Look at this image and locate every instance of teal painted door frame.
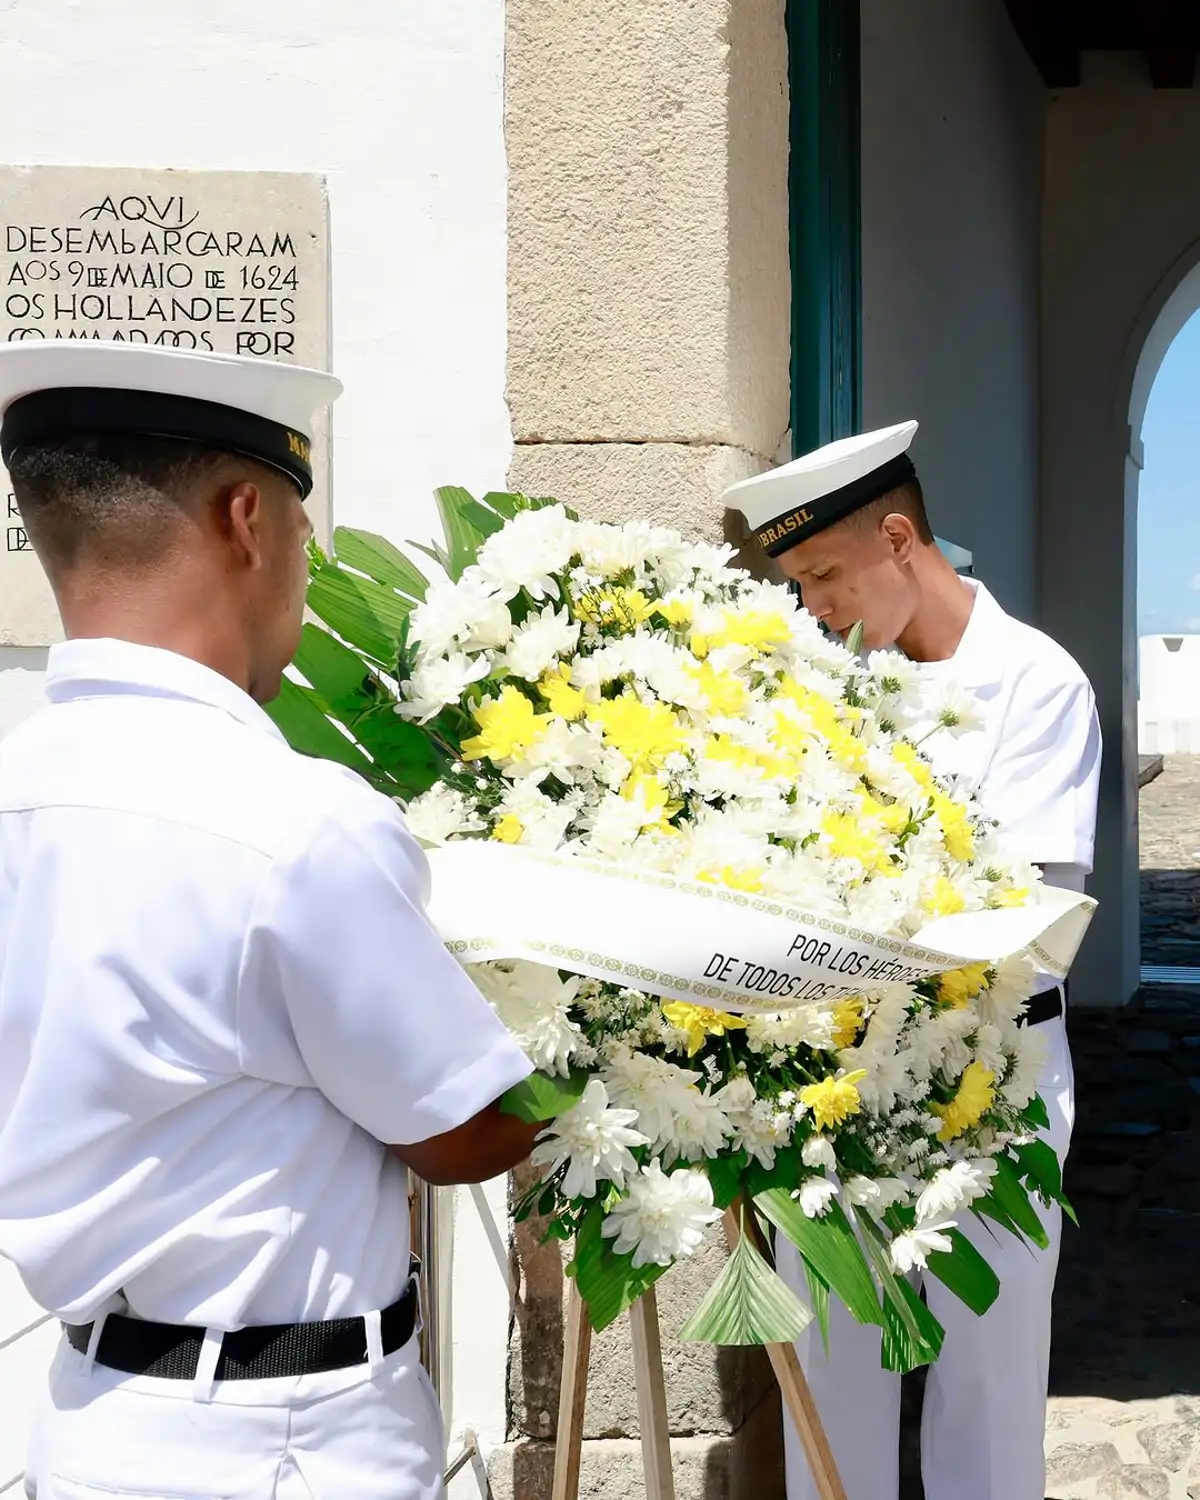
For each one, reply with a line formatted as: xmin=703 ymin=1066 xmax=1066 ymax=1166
xmin=787 ymin=0 xmax=862 ymax=458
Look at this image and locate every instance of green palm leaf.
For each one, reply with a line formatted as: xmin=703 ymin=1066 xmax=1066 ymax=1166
xmin=679 ymin=1229 xmax=813 ymax=1345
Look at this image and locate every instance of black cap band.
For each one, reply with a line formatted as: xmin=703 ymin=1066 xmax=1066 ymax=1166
xmin=0 ymin=387 xmax=314 ymax=497
xmin=756 ymin=452 xmax=916 ymax=557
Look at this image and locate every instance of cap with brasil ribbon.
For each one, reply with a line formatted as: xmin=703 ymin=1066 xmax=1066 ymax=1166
xmin=0 ymin=342 xmax=342 ymax=499
xmin=724 ymin=420 xmax=919 ymax=558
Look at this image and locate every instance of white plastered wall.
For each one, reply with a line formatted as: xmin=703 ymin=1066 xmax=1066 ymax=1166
xmin=0 ymin=2 xmax=513 ymax=1488
xmin=860 ymin=0 xmax=1044 ymax=619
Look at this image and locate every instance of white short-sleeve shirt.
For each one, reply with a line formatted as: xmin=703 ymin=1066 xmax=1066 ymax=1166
xmin=917 ymin=580 xmax=1102 ymax=893
xmin=0 ymin=639 xmax=531 ymax=1331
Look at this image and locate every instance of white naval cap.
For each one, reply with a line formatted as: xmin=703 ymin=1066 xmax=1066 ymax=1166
xmin=724 ymin=420 xmax=919 ymax=558
xmin=0 ymin=341 xmax=342 ymax=498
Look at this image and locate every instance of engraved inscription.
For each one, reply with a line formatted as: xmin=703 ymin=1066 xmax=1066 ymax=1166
xmin=0 ymin=167 xmax=330 ymax=647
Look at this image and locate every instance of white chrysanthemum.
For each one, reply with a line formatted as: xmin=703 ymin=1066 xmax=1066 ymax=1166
xmin=801 ymin=1135 xmax=837 ymax=1170
xmin=720 ymin=1078 xmax=793 ymax=1168
xmin=501 ymin=606 xmax=581 ymax=681
xmin=972 ymin=1022 xmax=1010 ymax=1082
xmin=398 ymin=651 xmax=491 ymax=723
xmin=411 ymin=573 xmax=512 ymax=657
xmin=469 ymin=961 xmax=586 ymax=1078
xmin=796 ymin=1178 xmax=838 ymax=1219
xmin=531 ymin=1078 xmax=647 ymax=1198
xmin=600 ymin=1161 xmax=720 ymax=1267
xmin=473 ymin=505 xmax=576 ymax=601
xmin=495 ymin=781 xmax=579 ymax=851
xmin=984 ymin=955 xmax=1038 ymax=1024
xmin=1001 ymin=1026 xmax=1048 ymax=1109
xmin=845 ymin=1175 xmax=913 ymax=1211
xmin=746 ymin=1006 xmax=836 ymax=1054
xmin=604 ymin=1051 xmax=730 ymax=1161
xmin=923 ymin=680 xmax=984 ymax=738
xmin=583 ymin=792 xmax=658 ymax=858
xmin=915 ymin=1159 xmax=998 ymax=1224
xmin=890 ymin=1221 xmax=956 ymax=1274
xmin=668 ymin=1085 xmax=735 ymax=1164
xmin=655 ymin=540 xmax=741 ymax=593
xmin=866 ymin=650 xmax=927 ymax=720
xmin=402 ymin=783 xmax=484 ymax=846
xmin=508 ymin=718 xmax=605 ymax=787
xmin=575 ymin=519 xmax=684 ymax=578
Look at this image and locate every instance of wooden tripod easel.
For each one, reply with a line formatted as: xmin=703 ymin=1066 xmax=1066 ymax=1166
xmin=551 ymin=1205 xmax=848 ymax=1500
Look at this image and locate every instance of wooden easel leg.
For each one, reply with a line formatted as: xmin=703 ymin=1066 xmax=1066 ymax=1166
xmin=551 ymin=1280 xmax=592 ymax=1500
xmin=724 ymin=1207 xmax=848 ymax=1500
xmin=629 ymin=1285 xmax=677 ymax=1500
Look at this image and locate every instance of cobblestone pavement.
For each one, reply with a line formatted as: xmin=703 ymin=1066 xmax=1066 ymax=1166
xmin=899 ymin=757 xmax=1200 ymax=1500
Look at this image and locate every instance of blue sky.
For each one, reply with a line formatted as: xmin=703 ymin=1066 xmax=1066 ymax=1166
xmin=1139 ymin=311 xmax=1200 ymax=636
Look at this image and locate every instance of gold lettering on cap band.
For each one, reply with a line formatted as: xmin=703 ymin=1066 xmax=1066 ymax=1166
xmin=755 ymin=507 xmax=813 ymax=549
xmin=287 ymin=431 xmax=311 ymax=462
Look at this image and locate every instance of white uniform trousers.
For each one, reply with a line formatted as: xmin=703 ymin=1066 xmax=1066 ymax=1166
xmin=781 ymin=1013 xmax=1074 ymax=1500
xmin=24 ymin=1326 xmax=446 ymax=1500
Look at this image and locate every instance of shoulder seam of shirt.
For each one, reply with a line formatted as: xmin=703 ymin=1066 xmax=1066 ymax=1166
xmin=0 ymin=798 xmax=285 ymax=861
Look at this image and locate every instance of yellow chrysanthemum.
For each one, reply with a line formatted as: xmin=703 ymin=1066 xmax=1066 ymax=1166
xmin=538 ymin=663 xmax=587 ymax=722
xmin=576 ymin=586 xmax=656 ymax=631
xmin=800 ymin=1070 xmax=867 ymax=1131
xmin=705 ymin=735 xmax=761 ymax=772
xmin=654 ymin=598 xmax=694 ymax=628
xmin=892 ymin=741 xmax=934 ymax=791
xmin=622 ymin=773 xmax=681 ymax=833
xmin=693 ymin=609 xmax=792 ymax=658
xmin=704 ymin=733 xmax=797 ymax=782
xmin=661 ymin=1001 xmax=748 ymax=1057
xmin=491 ymin=814 xmax=525 ymax=844
xmin=588 ymin=694 xmax=688 ymax=769
xmin=936 ymin=962 xmax=992 ymax=1009
xmin=924 ymin=875 xmax=966 ymax=917
xmin=822 ymin=811 xmax=892 ymax=874
xmin=831 ymin=996 xmax=866 ymax=1048
xmin=932 ymin=1061 xmax=996 ymax=1142
xmin=698 ymin=866 xmax=765 ymax=894
xmin=932 ymin=793 xmax=975 ymax=863
xmin=827 ymin=724 xmax=868 ymax=773
xmin=777 ymin=678 xmax=841 ymax=737
xmin=771 ymin=707 xmax=812 ymax=756
xmin=991 ymin=885 xmax=1029 ymax=909
xmin=461 ymin=686 xmax=549 ymax=763
xmin=858 ymin=790 xmax=911 ymax=837
xmin=687 ymin=661 xmax=749 ymax=716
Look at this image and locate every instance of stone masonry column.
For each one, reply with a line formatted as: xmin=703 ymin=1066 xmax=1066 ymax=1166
xmin=494 ymin=2 xmax=791 ymax=1496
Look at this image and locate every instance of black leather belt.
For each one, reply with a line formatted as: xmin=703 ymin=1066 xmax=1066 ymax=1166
xmin=1019 ymin=985 xmax=1064 ymax=1028
xmin=64 ymin=1264 xmax=419 ymax=1381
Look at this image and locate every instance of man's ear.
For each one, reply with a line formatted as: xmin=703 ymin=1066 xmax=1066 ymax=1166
xmin=881 ymin=511 xmax=918 ymax=565
xmin=221 ymin=481 xmax=266 ymax=571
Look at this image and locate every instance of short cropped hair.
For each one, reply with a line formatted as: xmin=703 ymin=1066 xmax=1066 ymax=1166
xmin=8 ymin=434 xmax=229 ymax=569
xmin=842 ymin=477 xmax=934 ymax=546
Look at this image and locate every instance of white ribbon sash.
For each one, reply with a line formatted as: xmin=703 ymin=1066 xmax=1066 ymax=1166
xmin=426 ymin=844 xmax=1096 ymax=1014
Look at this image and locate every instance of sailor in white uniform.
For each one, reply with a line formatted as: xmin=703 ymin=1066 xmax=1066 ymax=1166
xmin=724 ymin=422 xmax=1102 ymax=1500
xmin=0 ymin=343 xmax=538 ymax=1500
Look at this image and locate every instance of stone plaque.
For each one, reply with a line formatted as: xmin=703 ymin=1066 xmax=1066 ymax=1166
xmin=0 ymin=166 xmax=331 ymax=646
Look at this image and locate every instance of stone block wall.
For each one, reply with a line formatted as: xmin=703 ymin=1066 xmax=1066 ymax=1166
xmin=498 ymin=0 xmax=792 ymax=1491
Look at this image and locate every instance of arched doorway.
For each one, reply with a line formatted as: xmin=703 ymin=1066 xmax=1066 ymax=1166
xmin=1126 ymin=261 xmax=1200 ymax=984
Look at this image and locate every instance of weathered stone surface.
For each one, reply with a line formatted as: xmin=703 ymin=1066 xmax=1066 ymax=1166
xmin=1098 ymin=1464 xmax=1170 ymax=1498
xmin=491 ymin=1393 xmax=784 ymax=1500
xmin=507 ymin=1172 xmax=775 ymax=1444
xmin=1137 ymin=1421 xmax=1195 ymax=1471
xmin=1046 ymin=1440 xmax=1121 ymax=1484
xmin=508 ymin=441 xmax=766 ymax=546
xmin=506 ymin=0 xmax=789 ymax=455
